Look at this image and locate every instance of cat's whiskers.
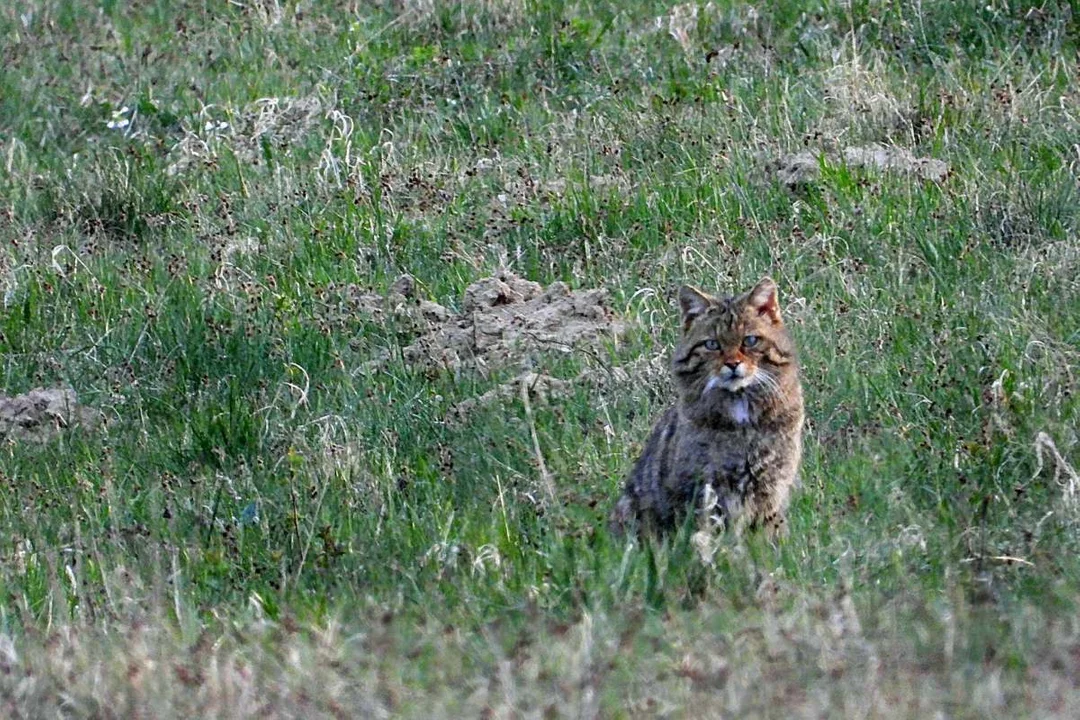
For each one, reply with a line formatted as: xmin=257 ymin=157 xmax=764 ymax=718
xmin=765 ymin=371 xmax=784 ymax=397
xmin=751 ymin=368 xmax=782 ymax=399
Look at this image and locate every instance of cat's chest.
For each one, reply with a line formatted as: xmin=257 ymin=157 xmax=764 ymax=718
xmin=683 ymin=422 xmax=761 ymax=467
xmin=729 ymin=397 xmax=750 ymax=425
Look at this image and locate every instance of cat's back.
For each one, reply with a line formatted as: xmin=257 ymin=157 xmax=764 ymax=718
xmin=611 ymin=405 xmax=681 ymax=531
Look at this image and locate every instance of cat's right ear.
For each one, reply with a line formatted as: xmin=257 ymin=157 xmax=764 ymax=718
xmin=678 ymin=285 xmax=713 ymax=330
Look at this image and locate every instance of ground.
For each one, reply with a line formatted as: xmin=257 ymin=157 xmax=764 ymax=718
xmin=0 ymin=1 xmax=1078 ymax=717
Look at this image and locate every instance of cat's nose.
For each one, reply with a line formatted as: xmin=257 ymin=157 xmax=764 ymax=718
xmin=724 ymin=361 xmax=740 ymax=371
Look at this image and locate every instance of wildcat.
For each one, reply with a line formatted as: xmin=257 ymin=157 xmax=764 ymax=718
xmin=611 ymin=278 xmax=804 ymax=537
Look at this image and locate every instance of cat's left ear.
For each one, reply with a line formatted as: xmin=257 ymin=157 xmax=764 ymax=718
xmin=747 ymin=277 xmax=782 ymax=324
xmin=678 ymin=285 xmax=713 ymax=330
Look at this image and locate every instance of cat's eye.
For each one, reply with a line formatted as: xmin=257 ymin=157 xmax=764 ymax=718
xmin=743 ymin=335 xmax=760 ymax=348
xmin=704 ymin=338 xmax=720 ymax=351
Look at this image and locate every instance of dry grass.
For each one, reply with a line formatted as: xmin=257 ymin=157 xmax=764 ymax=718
xmin=1 ymin=0 xmax=1078 ymax=716
xmin=3 ymin=590 xmax=1079 ymax=718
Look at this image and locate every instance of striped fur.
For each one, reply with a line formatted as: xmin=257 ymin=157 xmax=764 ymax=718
xmin=611 ymin=278 xmax=804 ymax=537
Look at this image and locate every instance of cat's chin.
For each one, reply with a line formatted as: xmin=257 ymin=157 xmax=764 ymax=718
xmin=702 ymin=375 xmax=753 ymax=396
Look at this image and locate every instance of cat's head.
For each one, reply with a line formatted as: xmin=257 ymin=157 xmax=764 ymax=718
xmin=672 ymin=277 xmax=798 ymax=400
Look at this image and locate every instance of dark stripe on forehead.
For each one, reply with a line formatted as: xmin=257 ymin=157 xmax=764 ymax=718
xmin=717 ymin=299 xmax=737 ymax=330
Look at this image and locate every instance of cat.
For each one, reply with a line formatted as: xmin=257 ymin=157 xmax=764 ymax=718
xmin=611 ymin=277 xmax=804 ymax=537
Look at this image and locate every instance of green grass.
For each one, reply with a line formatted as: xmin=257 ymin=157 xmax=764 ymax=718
xmin=1 ymin=0 xmax=1079 ymax=716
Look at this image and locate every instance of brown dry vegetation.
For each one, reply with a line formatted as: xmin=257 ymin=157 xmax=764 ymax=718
xmin=1 ymin=0 xmax=1078 ymax=716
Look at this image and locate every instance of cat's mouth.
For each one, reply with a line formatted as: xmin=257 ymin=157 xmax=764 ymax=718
xmin=703 ymin=373 xmax=754 ymax=395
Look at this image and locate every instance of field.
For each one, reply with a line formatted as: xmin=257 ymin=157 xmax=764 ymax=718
xmin=1 ymin=0 xmax=1079 ymax=716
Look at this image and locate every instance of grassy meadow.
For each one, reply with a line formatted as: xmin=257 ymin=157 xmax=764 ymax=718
xmin=1 ymin=0 xmax=1079 ymax=716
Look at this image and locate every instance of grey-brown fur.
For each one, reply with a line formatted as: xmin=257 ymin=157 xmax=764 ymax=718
xmin=611 ymin=278 xmax=804 ymax=536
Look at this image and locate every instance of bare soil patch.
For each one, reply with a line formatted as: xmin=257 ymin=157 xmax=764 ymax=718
xmin=365 ymin=271 xmax=630 ymax=374
xmin=0 ymin=388 xmax=98 ymax=444
xmin=772 ymin=144 xmax=949 ymax=188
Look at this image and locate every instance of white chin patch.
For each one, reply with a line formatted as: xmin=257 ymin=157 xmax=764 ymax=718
xmin=730 ymin=396 xmax=750 ymax=424
xmin=727 ymin=378 xmax=748 ymax=391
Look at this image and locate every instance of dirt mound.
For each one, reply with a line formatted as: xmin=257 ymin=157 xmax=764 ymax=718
xmin=0 ymin=388 xmax=98 ymax=444
xmin=842 ymin=145 xmax=949 ymax=182
xmin=363 ymin=271 xmax=629 ymax=374
xmin=772 ymin=144 xmax=949 ymax=188
xmin=448 ymin=372 xmax=575 ymax=422
xmin=400 ymin=272 xmax=628 ymax=372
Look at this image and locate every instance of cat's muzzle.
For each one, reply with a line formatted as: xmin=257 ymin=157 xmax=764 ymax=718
xmin=718 ymin=363 xmax=744 ymax=381
xmin=703 ymin=370 xmax=751 ymax=396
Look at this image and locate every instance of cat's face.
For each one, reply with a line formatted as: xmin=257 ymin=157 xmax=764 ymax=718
xmin=672 ymin=278 xmax=797 ymax=399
